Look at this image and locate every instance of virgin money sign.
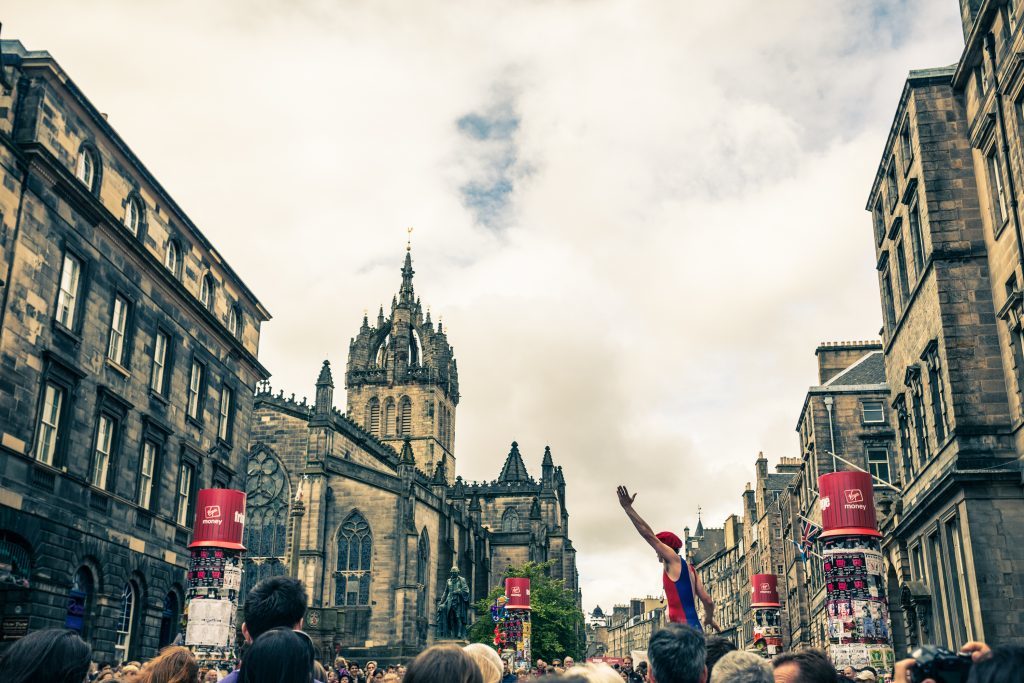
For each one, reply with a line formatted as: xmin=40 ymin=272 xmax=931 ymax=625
xmin=189 ymin=489 xmax=247 ymax=550
xmin=817 ymin=471 xmax=880 ymax=539
xmin=505 ymin=577 xmax=531 ymax=610
xmin=750 ymin=573 xmax=780 ymax=607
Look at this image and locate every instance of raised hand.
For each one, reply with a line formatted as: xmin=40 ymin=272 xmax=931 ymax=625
xmin=616 ymin=485 xmax=637 ymax=508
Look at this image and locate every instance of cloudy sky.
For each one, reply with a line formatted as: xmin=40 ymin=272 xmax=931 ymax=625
xmin=6 ymin=0 xmax=966 ymax=613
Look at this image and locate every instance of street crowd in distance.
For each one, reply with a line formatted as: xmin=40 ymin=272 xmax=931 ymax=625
xmin=2 ymin=575 xmax=1023 ymax=683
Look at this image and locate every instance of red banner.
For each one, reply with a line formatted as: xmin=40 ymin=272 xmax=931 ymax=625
xmin=189 ymin=489 xmax=247 ymax=550
xmin=818 ymin=471 xmax=881 ymax=539
xmin=750 ymin=574 xmax=780 ymax=607
xmin=505 ymin=577 xmax=531 ymax=610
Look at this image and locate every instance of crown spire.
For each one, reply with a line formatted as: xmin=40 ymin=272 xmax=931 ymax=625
xmin=400 ymin=228 xmax=415 ymax=305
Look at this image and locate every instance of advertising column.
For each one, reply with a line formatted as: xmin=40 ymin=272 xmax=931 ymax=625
xmin=750 ymin=574 xmax=783 ymax=657
xmin=817 ymin=472 xmax=894 ymax=675
xmin=493 ymin=577 xmax=531 ymax=671
xmin=184 ymin=489 xmax=247 ymax=670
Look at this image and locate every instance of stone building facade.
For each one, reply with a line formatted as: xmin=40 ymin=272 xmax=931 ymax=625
xmin=692 ymin=513 xmax=746 ymax=648
xmin=0 ymin=41 xmax=270 ymax=660
xmin=779 ymin=343 xmax=897 ymax=653
xmin=247 ymin=250 xmax=580 ymax=662
xmin=866 ymin=39 xmax=1024 ymax=649
xmin=605 ymin=597 xmax=664 ymax=659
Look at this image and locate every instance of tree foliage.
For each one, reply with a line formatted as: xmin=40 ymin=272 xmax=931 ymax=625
xmin=468 ymin=561 xmax=585 ymax=662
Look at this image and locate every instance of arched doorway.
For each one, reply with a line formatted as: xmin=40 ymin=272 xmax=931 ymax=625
xmin=158 ymin=590 xmax=180 ymax=648
xmin=66 ymin=567 xmax=95 ymax=639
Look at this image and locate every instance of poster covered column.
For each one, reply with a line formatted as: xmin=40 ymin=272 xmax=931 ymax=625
xmin=184 ymin=489 xmax=247 ymax=670
xmin=818 ymin=472 xmax=894 ymax=675
xmin=750 ymin=574 xmax=782 ymax=657
xmin=493 ymin=578 xmax=531 ymax=671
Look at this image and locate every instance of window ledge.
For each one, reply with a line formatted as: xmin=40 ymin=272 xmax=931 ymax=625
xmin=105 ymin=358 xmax=131 ymax=379
xmin=216 ymin=437 xmax=233 ymax=451
xmin=186 ymin=415 xmax=203 ymax=430
xmin=149 ymin=389 xmax=169 ymax=406
xmin=994 ymin=216 xmax=1011 ymax=240
xmin=52 ymin=321 xmax=82 ymax=346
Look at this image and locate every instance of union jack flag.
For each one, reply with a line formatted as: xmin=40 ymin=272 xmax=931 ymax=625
xmin=796 ymin=518 xmax=822 ymax=561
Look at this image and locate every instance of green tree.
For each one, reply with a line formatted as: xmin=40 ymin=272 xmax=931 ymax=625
xmin=468 ymin=561 xmax=585 ymax=662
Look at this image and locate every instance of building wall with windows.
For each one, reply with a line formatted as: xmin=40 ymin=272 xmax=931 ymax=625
xmin=0 ymin=41 xmax=270 ymax=660
xmin=867 ymin=54 xmax=1024 ymax=648
xmin=604 ymin=597 xmax=664 ymax=659
xmin=694 ymin=514 xmax=746 ymax=648
xmin=249 ymin=251 xmax=580 ymax=662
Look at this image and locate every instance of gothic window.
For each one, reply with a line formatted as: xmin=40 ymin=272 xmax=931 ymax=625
xmin=416 ymin=529 xmax=429 ymax=619
xmin=375 ymin=334 xmax=391 ymax=367
xmin=384 ymin=399 xmax=396 ymax=437
xmin=398 ymin=396 xmax=412 ymax=436
xmin=335 ymin=511 xmax=372 ymax=606
xmin=502 ymin=507 xmax=520 ymax=532
xmin=366 ymin=398 xmax=381 ymax=436
xmin=408 ymin=328 xmax=423 ymax=367
xmin=242 ymin=448 xmax=290 ymax=600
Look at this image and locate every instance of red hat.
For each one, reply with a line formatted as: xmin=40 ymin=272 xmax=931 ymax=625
xmin=656 ymin=531 xmax=682 ymax=551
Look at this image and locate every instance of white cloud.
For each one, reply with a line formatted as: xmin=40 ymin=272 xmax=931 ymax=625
xmin=4 ymin=0 xmax=965 ymax=614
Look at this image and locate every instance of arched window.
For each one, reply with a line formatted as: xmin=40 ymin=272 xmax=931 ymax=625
xmin=228 ymin=306 xmax=241 ymax=338
xmin=114 ymin=581 xmax=138 ymax=662
xmin=199 ymin=274 xmax=214 ymax=310
xmin=384 ymin=398 xmax=395 ymax=437
xmin=366 ymin=398 xmax=381 ymax=436
xmin=123 ymin=195 xmax=143 ymax=237
xmin=67 ymin=567 xmax=93 ymax=637
xmin=335 ymin=511 xmax=372 ymax=606
xmin=502 ymin=507 xmax=520 ymax=532
xmin=398 ymin=396 xmax=412 ymax=436
xmin=375 ymin=334 xmax=391 ymax=367
xmin=158 ymin=590 xmax=180 ymax=648
xmin=165 ymin=241 xmax=181 ymax=279
xmin=242 ymin=448 xmax=290 ymax=600
xmin=76 ymin=145 xmax=99 ymax=192
xmin=408 ymin=328 xmax=422 ymax=367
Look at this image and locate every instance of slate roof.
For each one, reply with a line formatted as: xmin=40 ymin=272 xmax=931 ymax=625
xmin=498 ymin=441 xmax=532 ymax=482
xmin=825 ymin=351 xmax=886 ymax=387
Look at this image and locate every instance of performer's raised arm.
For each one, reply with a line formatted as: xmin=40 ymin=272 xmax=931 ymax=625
xmin=616 ymin=486 xmax=681 ymax=575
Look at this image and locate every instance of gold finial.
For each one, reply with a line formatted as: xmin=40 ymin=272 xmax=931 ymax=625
xmin=406 ymin=226 xmax=413 ymax=251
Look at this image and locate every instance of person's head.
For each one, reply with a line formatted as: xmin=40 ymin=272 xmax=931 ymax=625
xmin=242 ymin=576 xmax=308 ymax=643
xmin=705 ymin=637 xmax=738 ymax=679
xmin=0 ymin=628 xmax=92 ymax=683
xmin=655 ymin=532 xmax=683 ymax=563
xmin=841 ymin=668 xmax=854 ymax=678
xmin=624 ymin=656 xmax=634 ymax=671
xmin=772 ymin=650 xmax=836 ymax=683
xmin=313 ymin=661 xmax=329 ymax=683
xmin=382 ymin=675 xmax=399 ymax=683
xmin=709 ymin=651 xmax=773 ymax=683
xmin=138 ymin=646 xmax=197 ymax=683
xmin=967 ymin=645 xmax=1024 ymax=683
xmin=203 ymin=668 xmax=220 ymax=682
xmin=404 ymin=645 xmax=482 ymax=683
xmin=537 ymin=659 xmax=547 ymax=669
xmin=853 ymin=670 xmax=876 ymax=683
xmin=463 ymin=643 xmax=503 ymax=683
xmin=240 ymin=627 xmax=314 ymax=683
xmin=565 ymin=657 xmax=576 ymax=668
xmin=648 ymin=623 xmax=707 ymax=683
xmin=557 ymin=663 xmax=623 ymax=683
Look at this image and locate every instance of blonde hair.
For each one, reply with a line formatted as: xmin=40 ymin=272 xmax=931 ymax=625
xmin=561 ymin=663 xmax=626 ymax=683
xmin=463 ymin=643 xmax=503 ymax=683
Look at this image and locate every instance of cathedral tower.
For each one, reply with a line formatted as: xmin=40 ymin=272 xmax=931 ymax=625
xmin=346 ymin=247 xmax=459 ymax=475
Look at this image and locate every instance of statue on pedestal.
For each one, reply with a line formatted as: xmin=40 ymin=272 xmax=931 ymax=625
xmin=435 ymin=566 xmax=471 ymax=639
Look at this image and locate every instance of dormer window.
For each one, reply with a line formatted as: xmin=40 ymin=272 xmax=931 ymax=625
xmin=76 ymin=146 xmax=99 ymax=192
xmin=199 ymin=274 xmax=214 ymax=310
xmin=123 ymin=196 xmax=143 ymax=237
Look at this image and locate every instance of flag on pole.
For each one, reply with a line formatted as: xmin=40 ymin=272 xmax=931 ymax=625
xmin=797 ymin=517 xmax=822 ymax=561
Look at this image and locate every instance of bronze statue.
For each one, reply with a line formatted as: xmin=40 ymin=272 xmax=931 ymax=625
xmin=435 ymin=565 xmax=470 ymax=639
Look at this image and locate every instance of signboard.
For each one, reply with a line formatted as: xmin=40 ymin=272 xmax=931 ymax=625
xmin=505 ymin=578 xmax=531 ymax=609
xmin=750 ymin=574 xmax=780 ymax=607
xmin=189 ymin=489 xmax=247 ymax=550
xmin=818 ymin=472 xmax=881 ymax=539
xmin=1 ymin=616 xmax=28 ymax=640
xmin=185 ymin=598 xmax=235 ymax=648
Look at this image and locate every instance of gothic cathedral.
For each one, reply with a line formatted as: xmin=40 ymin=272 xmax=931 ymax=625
xmin=244 ymin=248 xmax=580 ymax=661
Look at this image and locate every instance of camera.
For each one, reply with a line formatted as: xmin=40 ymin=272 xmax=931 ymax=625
xmin=908 ymin=645 xmax=973 ymax=683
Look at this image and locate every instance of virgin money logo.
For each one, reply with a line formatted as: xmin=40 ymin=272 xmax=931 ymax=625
xmin=820 ymin=497 xmax=831 ymax=511
xmin=510 ymin=586 xmax=521 ymax=596
xmin=844 ymin=489 xmax=863 ymax=504
xmin=760 ymin=583 xmax=770 ymax=591
xmin=205 ymin=505 xmax=222 ymax=519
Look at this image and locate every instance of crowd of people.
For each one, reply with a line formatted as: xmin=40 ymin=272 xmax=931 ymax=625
xmin=1 ymin=574 xmax=1022 ymax=683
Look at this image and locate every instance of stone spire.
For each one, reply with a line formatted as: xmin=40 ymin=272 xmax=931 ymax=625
xmin=314 ymin=360 xmax=334 ymax=417
xmin=400 ymin=437 xmax=416 ymax=465
xmin=541 ymin=446 xmax=555 ymax=488
xmin=399 ymin=242 xmax=415 ymax=305
xmin=695 ymin=506 xmax=704 ymax=538
xmin=498 ymin=441 xmax=531 ymax=483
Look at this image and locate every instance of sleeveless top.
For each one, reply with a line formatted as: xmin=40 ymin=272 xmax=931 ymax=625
xmin=663 ymin=556 xmax=702 ymax=631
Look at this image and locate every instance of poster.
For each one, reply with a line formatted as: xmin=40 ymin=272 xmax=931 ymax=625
xmin=185 ymin=598 xmax=235 ymax=648
xmin=822 ymin=538 xmax=893 ymax=672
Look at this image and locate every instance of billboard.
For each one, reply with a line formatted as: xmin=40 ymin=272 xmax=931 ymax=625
xmin=817 ymin=471 xmax=880 ymax=539
xmin=189 ymin=489 xmax=247 ymax=550
xmin=750 ymin=574 xmax=780 ymax=607
xmin=505 ymin=577 xmax=531 ymax=610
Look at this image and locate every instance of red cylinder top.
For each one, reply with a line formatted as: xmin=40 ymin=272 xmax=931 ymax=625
xmin=817 ymin=471 xmax=881 ymax=539
xmin=189 ymin=489 xmax=247 ymax=549
xmin=750 ymin=574 xmax=781 ymax=607
xmin=505 ymin=577 xmax=531 ymax=610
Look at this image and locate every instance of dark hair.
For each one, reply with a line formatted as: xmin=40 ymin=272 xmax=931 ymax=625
xmin=243 ymin=576 xmax=308 ymax=640
xmin=648 ymin=623 xmax=706 ymax=683
xmin=404 ymin=645 xmax=483 ymax=683
xmin=240 ymin=627 xmax=314 ymax=683
xmin=968 ymin=645 xmax=1024 ymax=683
xmin=0 ymin=628 xmax=92 ymax=683
xmin=772 ymin=650 xmax=837 ymax=683
xmin=705 ymin=636 xmax=738 ymax=678
xmin=138 ymin=645 xmax=198 ymax=683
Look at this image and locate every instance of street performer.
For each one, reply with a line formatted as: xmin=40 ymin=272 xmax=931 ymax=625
xmin=616 ymin=485 xmax=720 ymax=632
